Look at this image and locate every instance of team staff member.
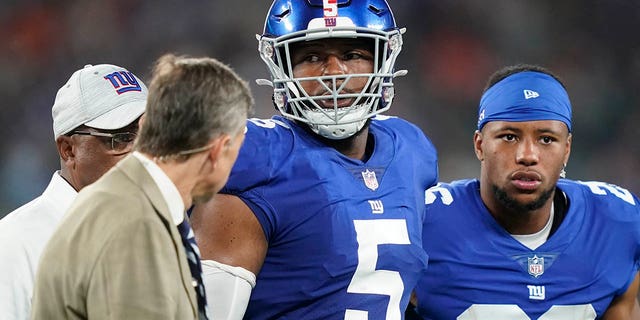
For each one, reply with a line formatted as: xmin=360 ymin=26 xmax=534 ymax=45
xmin=0 ymin=63 xmax=146 ymax=320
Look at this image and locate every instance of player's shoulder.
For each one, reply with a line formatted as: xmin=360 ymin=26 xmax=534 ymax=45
xmin=238 ymin=116 xmax=296 ymax=163
xmin=246 ymin=116 xmax=295 ymax=144
xmin=560 ymin=179 xmax=639 ymax=218
xmin=371 ymin=114 xmax=424 ymax=135
xmin=247 ymin=116 xmax=293 ymax=131
xmin=560 ymin=179 xmax=638 ymax=206
xmin=427 ymin=179 xmax=477 ymax=193
xmin=423 ymin=180 xmax=479 ymax=227
xmin=425 ymin=179 xmax=478 ymax=208
xmin=371 ymin=115 xmax=437 ymax=153
xmin=223 ymin=116 xmax=299 ymax=194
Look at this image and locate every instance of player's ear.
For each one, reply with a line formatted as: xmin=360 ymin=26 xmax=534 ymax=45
xmin=56 ymin=135 xmax=75 ymax=163
xmin=563 ymin=133 xmax=572 ymax=164
xmin=473 ymin=130 xmax=484 ymax=161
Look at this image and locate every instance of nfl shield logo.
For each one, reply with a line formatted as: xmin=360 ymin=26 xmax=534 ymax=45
xmin=528 ymin=255 xmax=545 ymax=277
xmin=361 ymin=169 xmax=379 ymax=191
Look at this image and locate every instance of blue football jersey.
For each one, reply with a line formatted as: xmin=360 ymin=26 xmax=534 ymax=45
xmin=222 ymin=115 xmax=438 ymax=319
xmin=415 ymin=179 xmax=640 ymax=320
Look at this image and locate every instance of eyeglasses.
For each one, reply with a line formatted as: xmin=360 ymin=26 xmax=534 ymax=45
xmin=70 ymin=130 xmax=137 ymax=153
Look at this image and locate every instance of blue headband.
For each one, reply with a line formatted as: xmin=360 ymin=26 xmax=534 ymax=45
xmin=477 ymin=71 xmax=572 ymax=131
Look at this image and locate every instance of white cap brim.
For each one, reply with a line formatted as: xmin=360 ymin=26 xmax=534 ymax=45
xmin=84 ymin=100 xmax=146 ymax=130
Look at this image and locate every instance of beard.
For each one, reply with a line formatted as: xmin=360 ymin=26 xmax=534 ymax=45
xmin=492 ymin=184 xmax=555 ymax=213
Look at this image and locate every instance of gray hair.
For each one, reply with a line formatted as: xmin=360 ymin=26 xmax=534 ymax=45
xmin=136 ymin=54 xmax=253 ymax=160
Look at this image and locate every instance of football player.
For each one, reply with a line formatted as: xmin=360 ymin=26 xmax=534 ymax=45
xmin=190 ymin=0 xmax=439 ymax=318
xmin=413 ymin=64 xmax=640 ymax=319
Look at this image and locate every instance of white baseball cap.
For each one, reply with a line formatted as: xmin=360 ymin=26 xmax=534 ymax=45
xmin=52 ymin=64 xmax=148 ymax=138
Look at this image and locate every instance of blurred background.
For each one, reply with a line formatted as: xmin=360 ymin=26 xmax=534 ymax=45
xmin=1 ymin=0 xmax=639 ymax=217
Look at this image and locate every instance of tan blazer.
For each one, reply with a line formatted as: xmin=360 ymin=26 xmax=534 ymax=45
xmin=31 ymin=155 xmax=198 ymax=319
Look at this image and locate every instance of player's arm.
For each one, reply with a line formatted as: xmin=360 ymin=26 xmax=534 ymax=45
xmin=602 ymin=272 xmax=640 ymax=320
xmin=191 ymin=193 xmax=267 ymax=320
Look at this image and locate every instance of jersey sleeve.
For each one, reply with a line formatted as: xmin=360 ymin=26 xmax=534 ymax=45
xmin=220 ymin=117 xmax=295 ymax=240
xmin=423 ymin=180 xmax=474 ymax=222
xmin=564 ymin=180 xmax=640 ymax=295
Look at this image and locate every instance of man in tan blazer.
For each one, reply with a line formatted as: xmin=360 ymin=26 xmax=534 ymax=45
xmin=30 ymin=54 xmax=253 ymax=320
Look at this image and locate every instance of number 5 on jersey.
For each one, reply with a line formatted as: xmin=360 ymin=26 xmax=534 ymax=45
xmin=346 ymin=219 xmax=410 ymax=320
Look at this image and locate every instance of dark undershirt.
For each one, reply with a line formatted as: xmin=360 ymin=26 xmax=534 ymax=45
xmin=549 ymin=187 xmax=569 ymax=238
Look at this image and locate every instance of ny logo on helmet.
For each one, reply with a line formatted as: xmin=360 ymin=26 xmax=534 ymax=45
xmin=324 ymin=17 xmax=337 ymax=26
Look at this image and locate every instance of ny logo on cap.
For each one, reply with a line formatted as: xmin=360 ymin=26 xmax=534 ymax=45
xmin=104 ymin=71 xmax=142 ymax=95
xmin=523 ymin=89 xmax=540 ymax=99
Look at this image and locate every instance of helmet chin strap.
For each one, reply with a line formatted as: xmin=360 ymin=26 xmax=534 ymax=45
xmin=301 ymin=103 xmax=370 ymax=140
